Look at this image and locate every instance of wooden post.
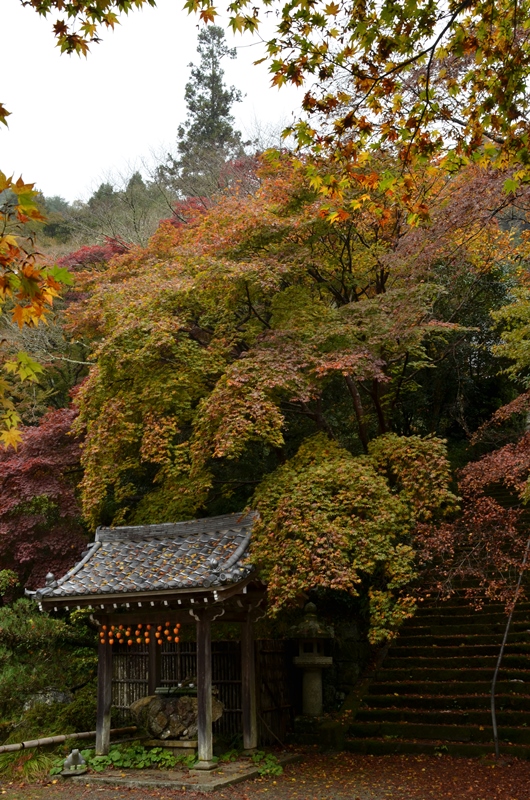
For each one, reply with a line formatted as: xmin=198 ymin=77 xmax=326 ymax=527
xmin=148 ymin=636 xmax=161 ymax=696
xmin=241 ymin=613 xmax=258 ymax=750
xmin=194 ymin=610 xmax=216 ymax=769
xmin=95 ymin=634 xmax=113 ymax=755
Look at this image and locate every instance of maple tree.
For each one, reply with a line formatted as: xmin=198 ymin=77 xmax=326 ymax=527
xmin=252 ymin=433 xmax=455 ymax=641
xmin=183 ymin=0 xmax=530 ymax=182
xmin=57 ymin=238 xmax=128 ymax=270
xmin=414 ymin=265 xmax=530 ymax=603
xmin=416 ymin=432 xmax=530 ymax=605
xmin=0 ymin=407 xmax=87 ymax=590
xmin=66 ymin=153 xmax=520 ymax=638
xmin=0 ymin=175 xmax=73 ymax=447
xmin=414 ymin=283 xmax=530 ymax=605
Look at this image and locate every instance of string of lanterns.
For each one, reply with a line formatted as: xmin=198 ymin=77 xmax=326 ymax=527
xmin=99 ymin=621 xmax=181 ymax=646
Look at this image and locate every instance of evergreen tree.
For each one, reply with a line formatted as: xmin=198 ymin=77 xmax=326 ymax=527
xmin=159 ymin=26 xmax=245 ymax=199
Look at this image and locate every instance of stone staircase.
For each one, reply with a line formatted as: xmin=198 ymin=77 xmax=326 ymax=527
xmin=346 ymin=599 xmax=530 ymax=757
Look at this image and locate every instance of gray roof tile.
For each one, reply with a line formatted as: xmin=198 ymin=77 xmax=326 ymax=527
xmin=31 ymin=512 xmax=256 ymax=602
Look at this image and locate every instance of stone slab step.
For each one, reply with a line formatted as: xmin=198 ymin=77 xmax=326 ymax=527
xmin=412 ymin=603 xmax=530 ymax=616
xmin=363 ymin=693 xmax=530 ymax=710
xmin=368 ymin=681 xmax=530 ymax=695
xmin=383 ymin=654 xmax=530 ymax=669
xmin=402 ymin=622 xmax=530 ymax=637
xmin=412 ymin=604 xmax=530 ymax=615
xmin=406 ymin=612 xmax=528 ymax=626
xmin=344 ymin=738 xmax=530 ymax=758
xmin=355 ymin=708 xmax=530 ymax=726
xmin=395 ymin=632 xmax=530 ymax=647
xmin=376 ymin=667 xmax=530 ymax=682
xmin=390 ymin=644 xmax=530 ymax=657
xmin=348 ymin=592 xmax=530 ymax=758
xmin=348 ymin=721 xmax=530 ymax=744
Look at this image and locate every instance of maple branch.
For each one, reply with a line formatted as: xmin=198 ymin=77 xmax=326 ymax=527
xmin=370 ymin=378 xmax=388 ymax=434
xmin=314 ymin=396 xmax=335 ymax=439
xmin=45 ymin=354 xmax=96 ymax=366
xmin=397 ymin=335 xmax=468 ymax=388
xmin=282 ymin=399 xmax=335 ymax=438
xmin=185 ymin=323 xmax=214 ymax=346
xmin=344 ymin=374 xmax=369 ymax=452
xmin=491 ymin=533 xmax=530 ymax=759
xmin=331 ymin=0 xmax=474 ymax=125
xmin=245 ymin=284 xmax=271 ymax=329
xmin=307 ymin=265 xmax=348 ymax=306
xmin=391 ymin=352 xmax=409 ymax=410
xmin=441 ymin=112 xmax=506 ymax=145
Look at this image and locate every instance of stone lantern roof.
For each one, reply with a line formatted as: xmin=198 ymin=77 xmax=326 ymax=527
xmin=291 ymin=602 xmax=334 ymax=639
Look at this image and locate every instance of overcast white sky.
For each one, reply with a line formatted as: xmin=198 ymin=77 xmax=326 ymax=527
xmin=1 ymin=0 xmax=304 ymax=202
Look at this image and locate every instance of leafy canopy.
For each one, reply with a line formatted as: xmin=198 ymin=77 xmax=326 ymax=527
xmin=0 ymin=176 xmax=73 ymax=447
xmin=0 ymin=407 xmax=87 ymax=588
xmin=67 ymin=154 xmax=508 ymax=638
xmin=252 ymin=433 xmax=456 ymax=641
xmin=183 ymin=0 xmax=530 ymax=173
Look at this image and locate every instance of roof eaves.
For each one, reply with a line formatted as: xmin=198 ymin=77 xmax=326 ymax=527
xmin=39 ymin=575 xmax=256 ymax=609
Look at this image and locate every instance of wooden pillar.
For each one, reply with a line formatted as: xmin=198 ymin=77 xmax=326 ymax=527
xmin=95 ymin=634 xmax=113 ymax=755
xmin=241 ymin=612 xmax=258 ymax=750
xmin=148 ymin=636 xmax=161 ymax=696
xmin=195 ymin=610 xmax=216 ymax=769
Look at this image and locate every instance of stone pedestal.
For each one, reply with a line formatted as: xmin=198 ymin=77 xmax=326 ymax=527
xmin=291 ymin=602 xmax=334 ymax=718
xmin=190 ymin=760 xmax=219 ymax=771
xmin=293 ymin=654 xmax=333 ymax=716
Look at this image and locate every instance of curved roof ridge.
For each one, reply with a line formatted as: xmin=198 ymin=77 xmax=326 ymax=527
xmin=95 ymin=511 xmax=256 ymax=541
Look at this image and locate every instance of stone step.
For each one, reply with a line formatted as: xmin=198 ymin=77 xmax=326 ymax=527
xmin=363 ymin=693 xmax=530 ymax=711
xmin=344 ymin=738 xmax=530 ymax=758
xmin=355 ymin=707 xmax=530 ymax=726
xmin=402 ymin=621 xmax=530 ymax=637
xmin=384 ymin=654 xmax=530 ymax=669
xmin=390 ymin=643 xmax=530 ymax=658
xmin=347 ymin=592 xmax=530 ymax=758
xmin=396 ymin=631 xmax=530 ymax=647
xmin=413 ymin=602 xmax=530 ymax=613
xmin=412 ymin=603 xmax=530 ymax=616
xmin=348 ymin=721 xmax=530 ymax=744
xmin=406 ymin=612 xmax=529 ymax=626
xmin=368 ymin=680 xmax=530 ymax=696
xmin=376 ymin=667 xmax=530 ymax=682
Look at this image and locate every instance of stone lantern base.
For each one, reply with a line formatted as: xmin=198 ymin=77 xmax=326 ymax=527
xmin=293 ymin=655 xmax=333 ymax=716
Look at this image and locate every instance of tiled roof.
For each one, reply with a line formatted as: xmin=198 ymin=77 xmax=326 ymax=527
xmin=31 ymin=512 xmax=256 ymax=601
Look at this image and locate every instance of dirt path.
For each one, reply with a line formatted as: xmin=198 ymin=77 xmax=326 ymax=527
xmin=2 ymin=752 xmax=530 ymax=800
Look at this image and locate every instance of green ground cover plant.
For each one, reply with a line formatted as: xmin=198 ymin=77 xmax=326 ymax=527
xmin=250 ymin=751 xmax=284 ymax=776
xmin=49 ymin=744 xmax=198 ymax=775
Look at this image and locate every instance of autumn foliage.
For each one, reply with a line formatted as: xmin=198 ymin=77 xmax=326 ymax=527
xmin=61 ymin=154 xmax=527 ymax=637
xmin=57 ymin=237 xmax=128 ymax=270
xmin=252 ymin=433 xmax=456 ymax=640
xmin=0 ymin=174 xmax=72 ymax=447
xmin=0 ymin=407 xmax=87 ymax=590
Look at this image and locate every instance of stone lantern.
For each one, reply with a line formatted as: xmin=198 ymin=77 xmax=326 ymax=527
xmin=292 ymin=602 xmax=333 ymax=717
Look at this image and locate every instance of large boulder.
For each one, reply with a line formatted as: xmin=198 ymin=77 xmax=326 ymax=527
xmin=129 ymin=693 xmax=223 ymax=740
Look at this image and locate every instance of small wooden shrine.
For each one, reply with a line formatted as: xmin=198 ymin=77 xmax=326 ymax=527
xmin=28 ymin=512 xmax=264 ymax=769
